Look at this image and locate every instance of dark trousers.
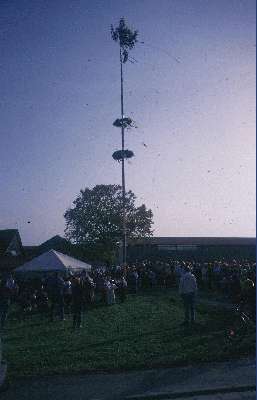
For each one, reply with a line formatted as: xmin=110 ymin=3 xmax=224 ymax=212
xmin=73 ymin=302 xmax=82 ymax=328
xmin=181 ymin=293 xmax=196 ymax=323
xmin=131 ymin=281 xmax=138 ymax=294
xmin=118 ymin=287 xmax=127 ymax=303
xmin=50 ymin=297 xmax=64 ymax=321
xmin=0 ymin=301 xmax=9 ymax=328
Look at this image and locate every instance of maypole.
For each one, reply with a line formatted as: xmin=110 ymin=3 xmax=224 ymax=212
xmin=111 ymin=18 xmax=138 ymax=266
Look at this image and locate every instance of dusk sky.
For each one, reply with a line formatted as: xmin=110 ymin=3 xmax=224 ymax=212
xmin=1 ymin=0 xmax=255 ymax=245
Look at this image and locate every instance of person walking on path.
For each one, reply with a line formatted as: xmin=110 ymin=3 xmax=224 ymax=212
xmin=179 ymin=265 xmax=198 ymax=326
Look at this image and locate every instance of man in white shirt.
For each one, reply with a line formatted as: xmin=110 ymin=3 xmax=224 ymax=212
xmin=179 ymin=265 xmax=198 ymax=326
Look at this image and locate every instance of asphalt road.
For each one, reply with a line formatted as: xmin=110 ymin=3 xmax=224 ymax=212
xmin=0 ymin=358 xmax=255 ymax=400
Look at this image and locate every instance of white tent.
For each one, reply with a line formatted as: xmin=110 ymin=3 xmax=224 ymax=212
xmin=15 ymin=249 xmax=91 ymax=275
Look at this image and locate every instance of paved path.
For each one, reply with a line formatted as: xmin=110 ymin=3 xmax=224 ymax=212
xmin=166 ymin=392 xmax=256 ymax=400
xmin=0 ymin=358 xmax=255 ymax=400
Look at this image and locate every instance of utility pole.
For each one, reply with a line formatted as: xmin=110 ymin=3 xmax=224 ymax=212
xmin=111 ymin=18 xmax=138 ymax=267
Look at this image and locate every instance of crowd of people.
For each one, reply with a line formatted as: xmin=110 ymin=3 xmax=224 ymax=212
xmin=0 ymin=257 xmax=255 ymax=331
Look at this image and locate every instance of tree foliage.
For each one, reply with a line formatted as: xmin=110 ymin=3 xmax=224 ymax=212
xmin=64 ymin=185 xmax=153 ymax=249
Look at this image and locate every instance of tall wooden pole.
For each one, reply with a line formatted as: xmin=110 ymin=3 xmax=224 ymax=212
xmin=111 ymin=19 xmax=137 ymax=266
xmin=120 ymin=47 xmax=127 ymax=266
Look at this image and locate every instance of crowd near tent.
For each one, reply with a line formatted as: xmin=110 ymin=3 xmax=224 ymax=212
xmin=15 ymin=249 xmax=91 ymax=277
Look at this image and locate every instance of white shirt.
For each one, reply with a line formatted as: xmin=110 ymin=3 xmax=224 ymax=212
xmin=6 ymin=278 xmax=16 ymax=290
xmin=179 ymin=272 xmax=197 ymax=295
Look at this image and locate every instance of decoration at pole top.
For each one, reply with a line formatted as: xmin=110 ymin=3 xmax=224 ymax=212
xmin=111 ymin=17 xmax=138 ymax=63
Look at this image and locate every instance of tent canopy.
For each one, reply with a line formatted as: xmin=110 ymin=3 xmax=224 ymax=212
xmin=15 ymin=249 xmax=91 ymax=274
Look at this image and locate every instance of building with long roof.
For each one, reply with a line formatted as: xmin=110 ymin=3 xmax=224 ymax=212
xmin=127 ymin=236 xmax=256 ymax=261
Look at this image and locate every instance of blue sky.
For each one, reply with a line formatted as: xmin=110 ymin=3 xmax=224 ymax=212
xmin=0 ymin=0 xmax=255 ymax=245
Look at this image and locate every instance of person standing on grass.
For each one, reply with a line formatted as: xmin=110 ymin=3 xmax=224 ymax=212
xmin=71 ymin=276 xmax=85 ymax=330
xmin=207 ymin=263 xmax=213 ymax=290
xmin=174 ymin=261 xmax=182 ymax=286
xmin=201 ymin=263 xmax=208 ymax=290
xmin=36 ymin=285 xmax=49 ymax=314
xmin=82 ymin=272 xmax=96 ymax=307
xmin=64 ymin=276 xmax=72 ymax=313
xmin=47 ymin=273 xmax=65 ymax=321
xmin=105 ymin=277 xmax=117 ymax=305
xmin=179 ymin=265 xmax=198 ymax=326
xmin=116 ymin=274 xmax=127 ymax=303
xmin=0 ymin=276 xmax=12 ymax=329
xmin=130 ymin=267 xmax=139 ymax=293
xmin=96 ymin=273 xmax=106 ymax=303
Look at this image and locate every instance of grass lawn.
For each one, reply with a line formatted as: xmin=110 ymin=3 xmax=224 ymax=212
xmin=2 ymin=289 xmax=255 ymax=381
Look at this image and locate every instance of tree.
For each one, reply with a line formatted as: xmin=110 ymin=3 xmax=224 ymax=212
xmin=64 ymin=185 xmax=153 ymax=262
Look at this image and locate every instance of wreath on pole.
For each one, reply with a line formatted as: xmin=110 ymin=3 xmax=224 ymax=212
xmin=113 ymin=117 xmax=136 ymax=129
xmin=112 ymin=149 xmax=135 ymax=162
